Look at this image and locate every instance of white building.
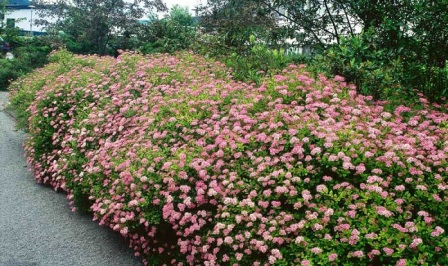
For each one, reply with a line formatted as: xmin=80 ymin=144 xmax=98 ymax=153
xmin=2 ymin=0 xmax=45 ymax=35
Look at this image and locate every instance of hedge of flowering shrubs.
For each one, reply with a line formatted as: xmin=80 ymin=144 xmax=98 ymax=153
xmin=9 ymin=50 xmax=448 ymax=265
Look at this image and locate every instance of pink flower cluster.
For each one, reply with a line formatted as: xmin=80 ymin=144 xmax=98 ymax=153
xmin=12 ymin=51 xmax=448 ymax=265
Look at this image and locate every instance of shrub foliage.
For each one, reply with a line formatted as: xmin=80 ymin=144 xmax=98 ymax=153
xmin=9 ymin=51 xmax=448 ymax=265
xmin=0 ymin=38 xmax=51 ymax=91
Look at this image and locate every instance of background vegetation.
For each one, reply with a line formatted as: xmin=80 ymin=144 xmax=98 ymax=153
xmin=195 ymin=0 xmax=448 ymax=104
xmin=0 ymin=37 xmax=50 ymax=90
xmin=3 ymin=1 xmax=448 ymax=104
xmin=0 ymin=1 xmax=50 ymax=90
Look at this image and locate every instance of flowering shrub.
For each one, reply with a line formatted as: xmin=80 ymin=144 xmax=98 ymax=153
xmin=10 ymin=50 xmax=448 ymax=265
xmin=8 ymin=49 xmax=103 ymax=130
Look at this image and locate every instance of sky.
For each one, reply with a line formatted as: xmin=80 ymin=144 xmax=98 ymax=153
xmin=163 ymin=0 xmax=202 ymax=12
xmin=37 ymin=1 xmax=204 ymax=13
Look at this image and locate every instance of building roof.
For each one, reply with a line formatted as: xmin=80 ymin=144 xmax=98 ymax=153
xmin=6 ymin=0 xmax=31 ymax=9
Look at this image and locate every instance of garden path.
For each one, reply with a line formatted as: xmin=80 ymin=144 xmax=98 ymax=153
xmin=0 ymin=92 xmax=141 ymax=266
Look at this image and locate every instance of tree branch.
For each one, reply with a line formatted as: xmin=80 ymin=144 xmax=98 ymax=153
xmin=337 ymin=0 xmax=354 ymax=37
xmin=257 ymin=0 xmax=326 ymax=49
xmin=323 ymin=0 xmax=340 ymax=44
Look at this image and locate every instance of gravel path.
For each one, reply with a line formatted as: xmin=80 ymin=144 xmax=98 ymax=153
xmin=0 ymin=92 xmax=141 ymax=266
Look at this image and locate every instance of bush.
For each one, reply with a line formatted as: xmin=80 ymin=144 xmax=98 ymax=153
xmin=10 ymin=51 xmax=448 ymax=265
xmin=224 ymin=43 xmax=303 ymax=84
xmin=0 ymin=59 xmax=23 ymax=90
xmin=139 ymin=5 xmax=198 ymax=55
xmin=0 ymin=37 xmax=51 ymax=91
xmin=8 ymin=49 xmax=97 ymax=129
xmin=402 ymin=61 xmax=448 ymax=104
xmin=192 ymin=34 xmax=233 ymax=58
xmin=311 ymin=29 xmax=448 ymax=105
xmin=196 ymin=35 xmax=310 ymax=85
xmin=312 ymin=30 xmax=405 ymax=101
xmin=140 ymin=20 xmax=197 ymax=55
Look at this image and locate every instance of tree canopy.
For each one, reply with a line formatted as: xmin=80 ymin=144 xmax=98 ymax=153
xmin=34 ymin=0 xmax=167 ymax=55
xmin=139 ymin=5 xmax=198 ymax=54
xmin=196 ymin=0 xmax=282 ymax=52
xmin=197 ymin=0 xmax=448 ymax=101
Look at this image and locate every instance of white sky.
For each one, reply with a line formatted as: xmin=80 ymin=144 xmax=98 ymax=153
xmin=7 ymin=0 xmax=204 ymax=31
xmin=39 ymin=1 xmax=204 ymax=13
xmin=163 ymin=0 xmax=203 ymax=12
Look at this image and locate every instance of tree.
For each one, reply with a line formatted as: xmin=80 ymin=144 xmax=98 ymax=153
xmin=34 ymin=0 xmax=167 ymax=55
xmin=166 ymin=4 xmax=196 ymax=27
xmin=0 ymin=0 xmax=7 ymax=35
xmin=412 ymin=0 xmax=448 ymax=68
xmin=196 ymin=0 xmax=448 ymax=101
xmin=196 ymin=0 xmax=282 ymax=53
xmin=140 ymin=5 xmax=198 ymax=54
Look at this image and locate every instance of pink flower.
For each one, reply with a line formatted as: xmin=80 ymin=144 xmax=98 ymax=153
xmin=346 ymin=210 xmax=356 ymax=218
xmin=259 ymin=245 xmax=268 ymax=253
xmin=417 ymin=211 xmax=429 ymax=217
xmin=365 ymin=233 xmax=377 ymax=239
xmin=235 ymin=253 xmax=243 ymax=261
xmin=271 ymin=249 xmax=282 ymax=259
xmin=271 ymin=201 xmax=282 ymax=207
xmin=351 ymin=250 xmax=364 ymax=258
xmin=396 ymin=259 xmax=407 ymax=266
xmin=370 ymin=249 xmax=380 ymax=256
xmin=161 ymin=162 xmax=172 ymax=170
xmin=311 ymin=147 xmax=321 ymax=155
xmin=376 ymin=206 xmax=394 ymax=217
xmin=409 ymin=238 xmax=423 ymax=248
xmin=338 ymin=223 xmax=350 ymax=231
xmin=355 ymin=164 xmax=366 ymax=174
xmin=224 ymin=236 xmax=233 ymax=244
xmin=313 ymin=223 xmax=324 ymax=231
xmin=301 ymin=190 xmax=313 ymax=201
xmin=328 ymin=155 xmax=338 ymax=161
xmin=395 ymin=185 xmax=405 ymax=191
xmin=295 ymin=236 xmax=305 ymax=244
xmin=310 ymin=247 xmax=322 ymax=254
xmin=301 ymin=260 xmax=310 ymax=266
xmin=431 ymin=226 xmax=445 ymax=237
xmin=334 ymin=75 xmax=345 ymax=81
xmin=416 ymin=185 xmax=427 ymax=191
xmin=383 ymin=247 xmax=394 ymax=256
xmin=433 ymin=194 xmax=442 ymax=202
xmin=328 ymin=253 xmax=338 ymax=261
xmin=316 ymin=184 xmax=328 ymax=193
xmin=323 ymin=175 xmax=333 ymax=181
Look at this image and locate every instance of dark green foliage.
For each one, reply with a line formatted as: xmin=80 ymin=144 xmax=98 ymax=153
xmin=34 ymin=0 xmax=167 ymax=55
xmin=312 ymin=26 xmax=448 ymax=104
xmin=312 ymin=30 xmax=405 ymax=100
xmin=140 ymin=5 xmax=198 ymax=54
xmin=0 ymin=59 xmax=21 ymax=90
xmin=0 ymin=0 xmax=50 ymax=90
xmin=0 ymin=37 xmax=51 ymax=91
xmin=140 ymin=19 xmax=196 ymax=54
xmin=196 ymin=0 xmax=283 ymax=53
xmin=221 ymin=37 xmax=310 ymax=84
xmin=193 ymin=0 xmax=303 ymax=84
xmin=197 ymin=0 xmax=448 ymax=103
